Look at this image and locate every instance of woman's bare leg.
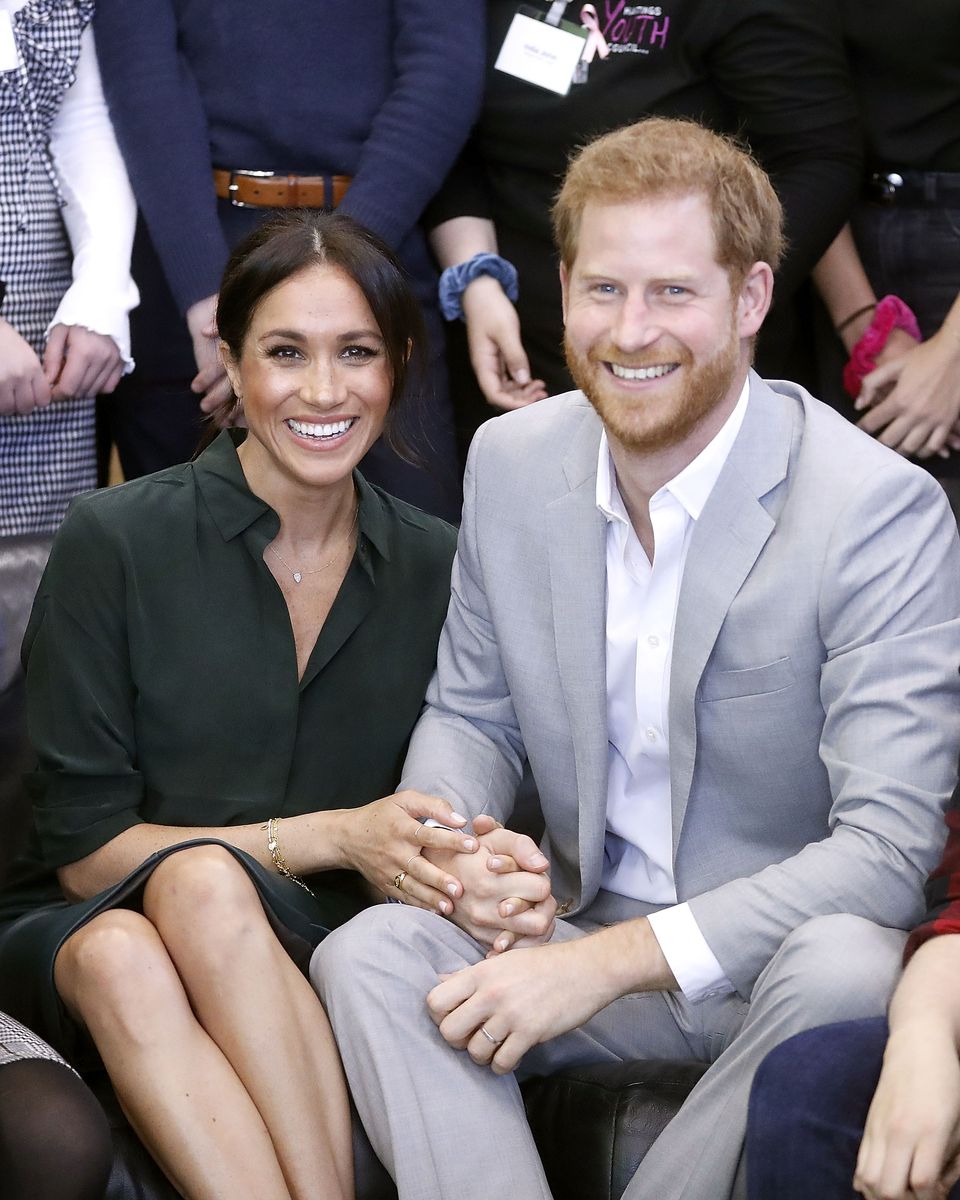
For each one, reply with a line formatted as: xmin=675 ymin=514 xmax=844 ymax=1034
xmin=55 ymin=909 xmax=293 ymax=1200
xmin=142 ymin=845 xmax=353 ymax=1200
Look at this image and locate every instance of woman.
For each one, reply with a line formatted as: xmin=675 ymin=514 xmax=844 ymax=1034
xmin=0 ymin=210 xmax=474 ymax=1200
xmin=0 ymin=0 xmax=136 ymax=535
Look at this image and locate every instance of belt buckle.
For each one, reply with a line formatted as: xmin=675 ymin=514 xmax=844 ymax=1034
xmin=872 ymin=171 xmax=904 ymax=204
xmin=228 ymin=168 xmax=275 ymax=208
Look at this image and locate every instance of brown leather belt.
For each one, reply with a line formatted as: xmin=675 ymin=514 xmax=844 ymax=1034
xmin=213 ymin=168 xmax=352 ymax=209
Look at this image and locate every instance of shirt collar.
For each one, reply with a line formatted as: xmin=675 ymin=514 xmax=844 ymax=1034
xmin=595 ymin=377 xmax=750 ymax=525
xmin=194 ymin=429 xmax=393 ymax=564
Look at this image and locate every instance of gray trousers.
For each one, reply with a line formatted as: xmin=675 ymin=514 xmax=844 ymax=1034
xmin=312 ymin=903 xmax=905 ymax=1200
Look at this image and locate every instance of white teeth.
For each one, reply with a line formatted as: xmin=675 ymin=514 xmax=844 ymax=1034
xmin=609 ymin=363 xmax=677 ymax=380
xmin=288 ymin=417 xmax=354 ymax=439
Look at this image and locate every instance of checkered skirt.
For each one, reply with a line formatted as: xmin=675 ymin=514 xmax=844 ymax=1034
xmin=0 ymin=0 xmax=98 ymax=537
xmin=0 ymin=1009 xmax=74 ymax=1072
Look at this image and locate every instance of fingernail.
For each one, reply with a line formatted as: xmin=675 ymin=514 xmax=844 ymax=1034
xmin=488 ymin=856 xmax=503 ymax=870
xmin=449 ymin=811 xmax=467 ymax=825
xmin=446 ymin=882 xmax=459 ymax=896
xmin=439 ymin=899 xmax=451 ymax=915
xmin=496 ymin=937 xmax=509 ymax=951
xmin=502 ymin=902 xmax=515 ymax=916
xmin=515 ymin=368 xmax=530 ymax=384
xmin=530 ymin=853 xmax=548 ymax=868
xmin=461 ymin=837 xmax=477 ymax=852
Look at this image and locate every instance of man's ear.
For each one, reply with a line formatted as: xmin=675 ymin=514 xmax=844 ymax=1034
xmin=736 ymin=261 xmax=774 ymax=339
xmin=559 ymin=261 xmax=569 ymax=324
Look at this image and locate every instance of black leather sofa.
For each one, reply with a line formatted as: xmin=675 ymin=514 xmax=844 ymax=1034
xmin=0 ymin=532 xmax=704 ymax=1200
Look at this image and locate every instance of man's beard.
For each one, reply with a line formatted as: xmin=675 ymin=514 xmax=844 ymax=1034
xmin=564 ymin=324 xmax=740 ymax=455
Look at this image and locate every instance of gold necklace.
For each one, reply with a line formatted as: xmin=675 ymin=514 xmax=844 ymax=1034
xmin=268 ymin=504 xmax=359 ymax=584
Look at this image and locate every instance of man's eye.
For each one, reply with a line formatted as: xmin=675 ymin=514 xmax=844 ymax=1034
xmin=592 ymin=283 xmax=619 ymax=296
xmin=664 ymin=286 xmax=688 ymax=298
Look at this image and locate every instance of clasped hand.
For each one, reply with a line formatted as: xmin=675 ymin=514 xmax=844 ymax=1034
xmin=0 ymin=318 xmax=124 ymax=414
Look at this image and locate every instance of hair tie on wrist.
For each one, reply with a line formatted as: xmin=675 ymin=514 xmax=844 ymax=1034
xmin=842 ymin=295 xmax=921 ymax=398
xmin=438 ymin=253 xmax=519 ymax=322
xmin=835 ymin=302 xmax=876 ymax=336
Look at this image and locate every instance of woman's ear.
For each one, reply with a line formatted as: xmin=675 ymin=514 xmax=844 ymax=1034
xmin=219 ymin=341 xmax=241 ymax=401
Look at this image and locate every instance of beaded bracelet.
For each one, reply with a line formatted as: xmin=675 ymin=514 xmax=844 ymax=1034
xmin=262 ymin=816 xmax=315 ymax=897
xmin=438 ymin=253 xmax=519 ymax=322
xmin=842 ymin=295 xmax=922 ymax=399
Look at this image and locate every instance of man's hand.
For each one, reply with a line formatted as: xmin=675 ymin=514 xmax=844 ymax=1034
xmin=854 ymin=1021 xmax=960 ymax=1200
xmin=427 ymin=919 xmax=673 ymax=1075
xmin=0 ymin=318 xmax=51 ymax=414
xmin=186 ymin=293 xmax=232 ymax=415
xmin=424 ymin=816 xmax=556 ymax=951
xmin=461 ymin=276 xmax=549 ymax=411
xmin=44 ymin=324 xmax=125 ymax=401
xmin=856 ymin=326 xmax=960 ymax=460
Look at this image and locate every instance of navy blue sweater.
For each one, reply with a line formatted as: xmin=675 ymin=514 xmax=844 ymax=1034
xmin=94 ymin=0 xmax=484 ymax=314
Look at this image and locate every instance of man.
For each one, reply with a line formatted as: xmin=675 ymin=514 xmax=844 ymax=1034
xmin=312 ymin=118 xmax=960 ymax=1200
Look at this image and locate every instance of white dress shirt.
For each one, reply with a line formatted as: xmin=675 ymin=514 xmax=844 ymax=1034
xmin=597 ymin=379 xmax=749 ymax=1001
xmin=1 ymin=2 xmax=138 ymax=365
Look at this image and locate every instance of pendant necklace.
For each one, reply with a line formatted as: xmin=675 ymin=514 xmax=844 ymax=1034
xmin=268 ymin=504 xmax=359 ymax=584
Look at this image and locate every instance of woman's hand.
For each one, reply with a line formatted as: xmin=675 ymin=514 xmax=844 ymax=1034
xmin=43 ymin=324 xmax=125 ymax=400
xmin=0 ymin=318 xmax=52 ymax=414
xmin=856 ymin=327 xmax=960 ymax=460
xmin=855 ymin=1020 xmax=960 ymax=1200
xmin=335 ymin=790 xmax=479 ymax=915
xmin=461 ymin=276 xmax=548 ymax=411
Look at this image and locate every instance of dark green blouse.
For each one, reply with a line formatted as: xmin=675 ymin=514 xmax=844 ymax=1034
xmin=0 ymin=431 xmax=457 ymax=923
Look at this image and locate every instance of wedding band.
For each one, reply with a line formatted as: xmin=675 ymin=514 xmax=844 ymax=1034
xmin=393 ymin=871 xmax=407 ymax=891
xmin=404 ymin=852 xmax=420 ymax=872
xmin=479 ymin=1025 xmax=504 ymax=1047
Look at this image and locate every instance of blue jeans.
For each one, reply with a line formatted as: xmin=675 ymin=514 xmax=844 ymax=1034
xmin=747 ymin=1017 xmax=960 ymax=1199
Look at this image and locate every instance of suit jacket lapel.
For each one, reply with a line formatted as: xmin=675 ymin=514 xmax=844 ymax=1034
xmin=546 ymin=407 xmax=608 ymax=902
xmin=668 ymin=374 xmax=797 ymax=845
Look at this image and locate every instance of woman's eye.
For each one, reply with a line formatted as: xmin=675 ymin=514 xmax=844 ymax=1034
xmin=341 ymin=344 xmax=379 ymax=362
xmin=268 ymin=344 xmax=302 ymax=360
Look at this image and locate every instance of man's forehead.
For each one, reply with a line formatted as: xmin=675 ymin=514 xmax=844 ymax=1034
xmin=573 ymin=191 xmax=719 ymax=263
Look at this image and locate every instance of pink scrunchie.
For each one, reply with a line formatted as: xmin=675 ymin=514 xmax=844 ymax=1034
xmin=842 ymin=294 xmax=921 ymax=398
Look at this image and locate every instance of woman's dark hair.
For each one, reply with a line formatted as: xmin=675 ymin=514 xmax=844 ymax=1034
xmin=211 ymin=209 xmax=429 ymax=460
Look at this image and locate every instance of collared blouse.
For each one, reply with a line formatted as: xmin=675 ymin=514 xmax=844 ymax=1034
xmin=0 ymin=430 xmax=457 ymax=922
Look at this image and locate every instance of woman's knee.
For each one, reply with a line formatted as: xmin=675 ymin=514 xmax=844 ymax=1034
xmin=142 ymin=843 xmax=260 ymax=926
xmin=54 ymin=909 xmax=170 ymax=1019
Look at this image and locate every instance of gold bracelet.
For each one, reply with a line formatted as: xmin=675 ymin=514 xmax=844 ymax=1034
xmin=262 ymin=816 xmax=315 ymax=897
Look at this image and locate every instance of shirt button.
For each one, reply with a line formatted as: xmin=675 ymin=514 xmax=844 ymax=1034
xmin=645 ymin=727 xmax=658 ymax=742
xmin=647 ymin=635 xmax=660 ymax=647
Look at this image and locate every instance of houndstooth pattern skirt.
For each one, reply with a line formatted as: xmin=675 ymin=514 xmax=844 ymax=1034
xmin=0 ymin=162 xmax=97 ymax=537
xmin=0 ymin=1009 xmax=75 ymax=1073
xmin=0 ymin=0 xmax=98 ymax=537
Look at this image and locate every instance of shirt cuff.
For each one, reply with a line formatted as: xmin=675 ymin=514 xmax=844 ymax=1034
xmin=646 ymin=902 xmax=735 ymax=1002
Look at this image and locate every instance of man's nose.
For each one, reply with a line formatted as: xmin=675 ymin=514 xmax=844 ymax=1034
xmin=612 ymin=294 xmax=661 ymax=354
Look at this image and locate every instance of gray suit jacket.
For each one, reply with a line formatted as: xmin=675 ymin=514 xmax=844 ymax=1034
xmin=401 ymin=373 xmax=960 ymax=996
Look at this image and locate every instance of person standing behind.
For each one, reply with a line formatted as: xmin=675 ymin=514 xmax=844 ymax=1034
xmin=92 ymin=0 xmax=482 ymax=521
xmin=427 ymin=0 xmax=860 ymax=458
xmin=0 ymin=0 xmax=136 ymax=535
xmin=808 ymin=1 xmax=960 ymax=514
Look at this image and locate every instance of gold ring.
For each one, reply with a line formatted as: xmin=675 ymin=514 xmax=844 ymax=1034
xmin=393 ymin=871 xmax=407 ymax=892
xmin=404 ymin=852 xmax=420 ymax=872
xmin=479 ymin=1025 xmax=504 ymax=1047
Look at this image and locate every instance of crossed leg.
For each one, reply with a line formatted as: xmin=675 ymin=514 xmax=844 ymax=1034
xmin=54 ymin=844 xmax=353 ymax=1200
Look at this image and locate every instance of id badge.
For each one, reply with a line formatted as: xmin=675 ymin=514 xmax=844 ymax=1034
xmin=494 ymin=5 xmax=587 ymax=96
xmin=0 ymin=12 xmax=20 ymax=73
